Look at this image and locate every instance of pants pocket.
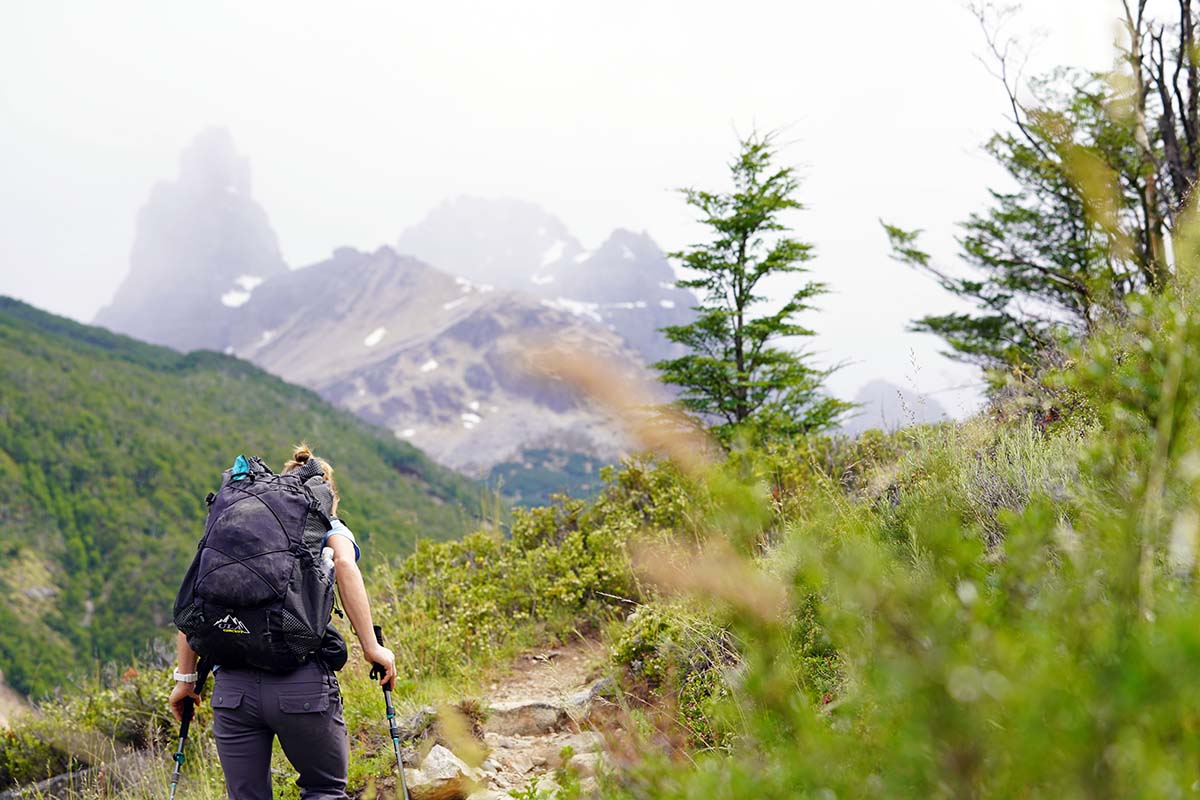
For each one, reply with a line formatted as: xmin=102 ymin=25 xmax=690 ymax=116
xmin=211 ymin=687 xmax=245 ymax=710
xmin=278 ymin=689 xmax=330 ymax=714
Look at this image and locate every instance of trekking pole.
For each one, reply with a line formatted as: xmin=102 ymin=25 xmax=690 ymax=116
xmin=371 ymin=625 xmax=410 ymax=800
xmin=169 ymin=658 xmax=211 ymax=800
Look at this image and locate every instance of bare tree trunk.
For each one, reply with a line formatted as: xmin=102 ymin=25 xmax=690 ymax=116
xmin=1124 ymin=0 xmax=1169 ymax=288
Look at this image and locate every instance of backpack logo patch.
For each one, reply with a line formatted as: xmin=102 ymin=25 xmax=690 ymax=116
xmin=214 ymin=614 xmax=250 ymax=635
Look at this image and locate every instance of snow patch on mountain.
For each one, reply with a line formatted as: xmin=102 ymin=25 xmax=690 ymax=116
xmin=542 ymin=297 xmax=602 ymax=323
xmin=221 ymin=275 xmax=265 ymax=308
xmin=455 ymin=276 xmax=494 ymax=293
xmin=363 ymin=327 xmax=386 ymax=347
xmin=234 ymin=275 xmax=263 ymax=292
xmin=221 ymin=290 xmax=252 ymax=308
xmin=541 ymin=240 xmax=566 ymax=266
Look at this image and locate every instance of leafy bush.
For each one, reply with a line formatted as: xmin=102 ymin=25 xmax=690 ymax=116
xmin=0 ymin=722 xmax=78 ymax=788
xmin=371 ymin=487 xmax=644 ymax=686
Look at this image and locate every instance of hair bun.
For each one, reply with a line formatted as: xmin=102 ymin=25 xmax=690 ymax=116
xmin=291 ymin=444 xmax=313 ymax=463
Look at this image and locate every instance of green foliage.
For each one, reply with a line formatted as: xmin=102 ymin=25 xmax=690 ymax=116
xmin=655 ymin=131 xmax=850 ymax=445
xmin=554 ymin=745 xmax=584 ymax=800
xmin=0 ymin=666 xmax=185 ymax=790
xmin=0 ymin=297 xmax=482 ymax=696
xmin=598 ymin=230 xmax=1200 ymax=796
xmin=509 ymin=778 xmax=552 ymax=800
xmin=884 ymin=69 xmax=1150 ymax=380
xmin=370 ymin=489 xmax=642 ymax=685
xmin=884 ymin=0 xmax=1200 ymax=387
xmin=611 ymin=604 xmax=738 ymax=750
xmin=42 ymin=666 xmax=178 ymax=750
xmin=18 ymin=281 xmax=1200 ymax=798
xmin=0 ymin=722 xmax=78 ymax=788
xmin=487 ymin=448 xmax=609 ymax=507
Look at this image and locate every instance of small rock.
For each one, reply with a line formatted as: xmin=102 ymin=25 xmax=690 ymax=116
xmin=482 ymin=732 xmax=523 ymax=749
xmin=565 ymin=677 xmax=616 ymax=720
xmin=497 ymin=750 xmax=535 ymax=776
xmin=485 ymin=701 xmax=568 ymax=736
xmin=567 ymin=751 xmax=604 ymax=777
xmin=562 ymin=731 xmax=605 ymax=754
xmin=423 ymin=746 xmax=469 ymax=781
xmin=465 ymin=790 xmax=508 ymax=800
xmin=400 ymin=705 xmax=440 ymax=740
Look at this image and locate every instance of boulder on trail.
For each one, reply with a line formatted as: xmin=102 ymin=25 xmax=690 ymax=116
xmin=484 ymin=700 xmax=569 ymax=737
xmin=403 ymin=744 xmax=484 ymax=800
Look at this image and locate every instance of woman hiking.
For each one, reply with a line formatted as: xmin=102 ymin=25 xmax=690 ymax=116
xmin=168 ymin=445 xmax=396 ymax=800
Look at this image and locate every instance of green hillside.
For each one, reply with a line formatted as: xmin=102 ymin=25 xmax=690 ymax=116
xmin=0 ymin=297 xmax=483 ymax=696
xmin=486 ymin=447 xmax=608 ymax=506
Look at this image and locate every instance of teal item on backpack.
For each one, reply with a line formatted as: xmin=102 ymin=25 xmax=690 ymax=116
xmin=231 ymin=454 xmax=251 ymax=481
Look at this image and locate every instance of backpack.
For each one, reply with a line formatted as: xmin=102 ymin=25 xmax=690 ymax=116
xmin=173 ymin=454 xmax=340 ymax=672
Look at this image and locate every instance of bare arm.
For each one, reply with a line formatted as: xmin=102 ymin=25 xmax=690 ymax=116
xmin=167 ymin=631 xmax=201 ymax=722
xmin=328 ymin=533 xmax=396 ymax=687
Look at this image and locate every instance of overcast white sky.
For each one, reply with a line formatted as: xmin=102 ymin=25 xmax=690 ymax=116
xmin=1 ymin=1 xmax=1122 ymax=416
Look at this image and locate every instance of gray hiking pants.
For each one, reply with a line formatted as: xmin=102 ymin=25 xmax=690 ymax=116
xmin=210 ymin=661 xmax=348 ymax=800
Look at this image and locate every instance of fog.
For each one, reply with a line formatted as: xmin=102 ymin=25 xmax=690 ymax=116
xmin=0 ymin=1 xmax=1118 ymax=414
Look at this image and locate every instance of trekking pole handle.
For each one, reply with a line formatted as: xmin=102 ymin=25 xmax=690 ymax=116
xmin=178 ymin=699 xmax=194 ymax=740
xmin=177 ymin=657 xmax=211 ymax=736
xmin=370 ymin=625 xmax=385 ymax=681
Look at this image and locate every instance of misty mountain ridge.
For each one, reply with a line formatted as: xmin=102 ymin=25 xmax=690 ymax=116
xmin=94 ymin=128 xmax=288 ymax=351
xmin=94 ymin=130 xmax=694 ymax=476
xmin=227 ymin=245 xmax=649 ymax=473
xmin=842 ymin=379 xmax=949 ymax=436
xmin=397 ymin=195 xmax=696 ymax=365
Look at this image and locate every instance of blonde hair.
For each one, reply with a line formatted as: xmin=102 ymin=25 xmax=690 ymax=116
xmin=283 ymin=442 xmax=339 ymax=515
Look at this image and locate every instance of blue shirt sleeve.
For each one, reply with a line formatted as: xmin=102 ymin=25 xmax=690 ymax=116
xmin=323 ymin=519 xmax=361 ymax=562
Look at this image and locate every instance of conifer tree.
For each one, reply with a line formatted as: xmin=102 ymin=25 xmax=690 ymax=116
xmin=656 ymin=132 xmax=847 ymax=445
xmin=886 ymin=2 xmax=1200 ymax=381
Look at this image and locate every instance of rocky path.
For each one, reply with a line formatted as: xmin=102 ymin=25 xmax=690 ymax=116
xmin=399 ymin=638 xmax=617 ymax=800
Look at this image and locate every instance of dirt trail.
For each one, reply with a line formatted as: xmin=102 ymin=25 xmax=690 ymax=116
xmin=401 ymin=638 xmax=618 ymax=800
xmin=485 ymin=637 xmax=606 ymax=705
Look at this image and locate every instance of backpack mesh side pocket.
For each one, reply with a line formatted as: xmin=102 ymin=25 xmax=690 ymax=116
xmin=280 ymin=609 xmax=322 ymax=660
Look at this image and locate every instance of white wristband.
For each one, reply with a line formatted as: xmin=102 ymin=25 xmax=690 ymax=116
xmin=173 ymin=670 xmax=198 ymax=683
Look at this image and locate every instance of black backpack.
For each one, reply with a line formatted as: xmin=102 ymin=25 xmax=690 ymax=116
xmin=173 ymin=454 xmax=341 ymax=672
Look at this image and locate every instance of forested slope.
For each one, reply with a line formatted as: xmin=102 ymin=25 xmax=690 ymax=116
xmin=0 ymin=297 xmax=482 ymax=696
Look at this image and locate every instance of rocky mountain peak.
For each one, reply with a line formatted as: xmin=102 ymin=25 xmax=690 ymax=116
xmin=94 ymin=128 xmax=287 ymax=351
xmin=397 ymin=196 xmax=583 ymax=290
xmin=95 ymin=135 xmax=697 ymax=477
xmin=396 ymin=196 xmax=695 ymax=365
xmin=178 ymin=127 xmax=252 ymax=197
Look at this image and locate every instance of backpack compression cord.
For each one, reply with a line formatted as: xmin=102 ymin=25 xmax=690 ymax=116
xmin=169 ymin=658 xmax=211 ymax=800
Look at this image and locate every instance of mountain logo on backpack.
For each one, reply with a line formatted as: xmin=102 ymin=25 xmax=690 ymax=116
xmin=214 ymin=614 xmax=250 ymax=635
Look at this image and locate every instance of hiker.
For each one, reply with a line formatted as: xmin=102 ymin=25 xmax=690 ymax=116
xmin=168 ymin=445 xmax=396 ymax=800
